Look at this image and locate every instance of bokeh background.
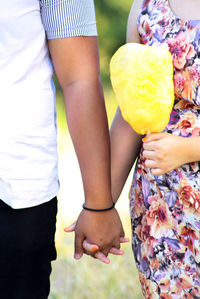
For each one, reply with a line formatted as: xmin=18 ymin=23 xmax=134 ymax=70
xmin=49 ymin=1 xmax=143 ymax=298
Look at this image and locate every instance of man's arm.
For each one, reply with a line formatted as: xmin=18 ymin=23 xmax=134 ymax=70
xmin=48 ymin=36 xmax=124 ymax=260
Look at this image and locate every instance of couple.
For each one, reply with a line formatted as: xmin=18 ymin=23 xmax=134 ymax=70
xmin=67 ymin=0 xmax=200 ymax=298
xmin=2 ymin=0 xmax=200 ymax=298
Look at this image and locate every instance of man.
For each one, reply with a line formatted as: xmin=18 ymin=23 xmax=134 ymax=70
xmin=0 ymin=0 xmax=124 ymax=298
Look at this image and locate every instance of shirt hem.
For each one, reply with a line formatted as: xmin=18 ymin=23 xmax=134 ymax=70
xmin=46 ymin=24 xmax=98 ymax=39
xmin=0 ymin=186 xmax=60 ymax=209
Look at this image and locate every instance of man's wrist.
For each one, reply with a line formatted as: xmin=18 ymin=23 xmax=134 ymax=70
xmin=82 ymin=202 xmax=115 ymax=212
xmin=84 ymin=196 xmax=113 ymax=210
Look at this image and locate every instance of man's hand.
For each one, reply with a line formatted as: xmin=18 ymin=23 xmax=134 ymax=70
xmin=65 ymin=209 xmax=129 ymax=264
xmin=142 ymin=132 xmax=191 ymax=176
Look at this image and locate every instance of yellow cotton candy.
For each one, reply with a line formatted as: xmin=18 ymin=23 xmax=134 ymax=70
xmin=110 ymin=43 xmax=174 ymax=135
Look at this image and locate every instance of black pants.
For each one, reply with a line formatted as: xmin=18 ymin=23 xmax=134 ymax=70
xmin=0 ymin=197 xmax=57 ymax=299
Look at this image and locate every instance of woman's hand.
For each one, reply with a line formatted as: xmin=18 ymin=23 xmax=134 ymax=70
xmin=142 ymin=132 xmax=192 ymax=176
xmin=65 ymin=218 xmax=129 ymax=264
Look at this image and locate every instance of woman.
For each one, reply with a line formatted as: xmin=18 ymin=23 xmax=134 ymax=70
xmin=110 ymin=0 xmax=200 ymax=297
xmin=67 ymin=0 xmax=200 ymax=297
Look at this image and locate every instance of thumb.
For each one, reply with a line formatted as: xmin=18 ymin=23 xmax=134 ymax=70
xmin=142 ymin=132 xmax=167 ymax=143
xmin=64 ymin=221 xmax=76 ymax=232
xmin=74 ymin=232 xmax=84 ymax=260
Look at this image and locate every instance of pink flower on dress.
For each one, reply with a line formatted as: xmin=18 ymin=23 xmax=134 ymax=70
xmin=191 ymin=286 xmax=200 ymax=297
xmin=135 ymin=217 xmax=150 ymax=242
xmin=159 ymin=294 xmax=173 ymax=299
xmin=174 ymin=99 xmax=196 ymax=110
xmin=176 ymin=275 xmax=193 ymax=293
xmin=150 ymin=257 xmax=160 ymax=271
xmin=141 ymin=20 xmax=153 ymax=44
xmin=134 ymin=189 xmax=145 ymax=217
xmin=182 ymin=294 xmax=193 ymax=299
xmin=139 ymin=272 xmax=159 ymax=299
xmin=174 ymin=71 xmax=185 ymax=92
xmin=159 ymin=277 xmax=171 ymax=292
xmin=178 ymin=224 xmax=199 ymax=253
xmin=146 ymin=195 xmax=175 ymax=238
xmin=174 ymin=69 xmax=195 ymax=101
xmin=190 ymin=65 xmax=200 ymax=85
xmin=168 ymin=31 xmax=195 ymax=70
xmin=178 ymin=184 xmax=200 ymax=213
xmin=177 ymin=119 xmax=192 ymax=136
xmin=177 ymin=111 xmax=196 ymax=136
xmin=192 ymin=127 xmax=200 ymax=136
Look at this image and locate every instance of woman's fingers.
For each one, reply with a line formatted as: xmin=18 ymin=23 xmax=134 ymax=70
xmin=143 ymin=141 xmax=157 ymax=150
xmin=143 ymin=150 xmax=155 ymax=160
xmin=145 ymin=159 xmax=158 ymax=169
xmin=64 ymin=222 xmax=76 ymax=232
xmin=83 ymin=239 xmax=99 ymax=252
xmin=120 ymin=237 xmax=130 ymax=243
xmin=109 ymin=247 xmax=124 ymax=255
xmin=94 ymin=251 xmax=110 ymax=264
xmin=83 ymin=239 xmax=110 ymax=263
xmin=83 ymin=237 xmax=130 ymax=253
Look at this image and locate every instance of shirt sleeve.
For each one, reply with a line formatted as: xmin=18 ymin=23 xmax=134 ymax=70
xmin=40 ymin=0 xmax=98 ymax=39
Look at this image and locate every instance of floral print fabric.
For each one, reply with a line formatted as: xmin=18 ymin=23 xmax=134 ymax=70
xmin=130 ymin=0 xmax=200 ymax=298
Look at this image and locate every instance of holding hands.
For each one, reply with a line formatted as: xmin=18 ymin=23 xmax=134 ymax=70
xmin=65 ymin=207 xmax=129 ymax=264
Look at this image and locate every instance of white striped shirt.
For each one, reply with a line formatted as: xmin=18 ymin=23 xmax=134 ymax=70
xmin=40 ymin=0 xmax=98 ymax=39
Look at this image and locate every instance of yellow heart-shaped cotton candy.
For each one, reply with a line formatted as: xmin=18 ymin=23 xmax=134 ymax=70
xmin=110 ymin=43 xmax=174 ymax=135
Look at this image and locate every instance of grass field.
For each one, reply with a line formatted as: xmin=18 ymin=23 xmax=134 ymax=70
xmin=49 ymin=90 xmax=143 ymax=299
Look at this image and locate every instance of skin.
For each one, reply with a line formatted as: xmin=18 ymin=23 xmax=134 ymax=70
xmin=168 ymin=0 xmax=200 ymax=21
xmin=65 ymin=0 xmax=200 ymax=261
xmin=65 ymin=223 xmax=128 ymax=264
xmin=48 ymin=36 xmax=124 ymax=260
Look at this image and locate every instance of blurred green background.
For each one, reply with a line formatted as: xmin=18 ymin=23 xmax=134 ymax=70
xmin=49 ymin=1 xmax=143 ymax=298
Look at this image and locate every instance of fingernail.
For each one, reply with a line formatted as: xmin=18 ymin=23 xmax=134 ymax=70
xmin=74 ymin=253 xmax=82 ymax=259
xmin=92 ymin=246 xmax=99 ymax=251
xmin=142 ymin=136 xmax=148 ymax=142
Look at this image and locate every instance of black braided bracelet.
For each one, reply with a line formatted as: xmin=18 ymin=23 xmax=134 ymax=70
xmin=82 ymin=202 xmax=115 ymax=212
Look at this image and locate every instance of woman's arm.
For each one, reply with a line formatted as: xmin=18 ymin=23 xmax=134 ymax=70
xmin=110 ymin=108 xmax=142 ymax=202
xmin=111 ymin=0 xmax=144 ymax=202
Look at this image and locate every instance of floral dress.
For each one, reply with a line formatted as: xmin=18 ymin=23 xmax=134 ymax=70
xmin=130 ymin=0 xmax=200 ymax=298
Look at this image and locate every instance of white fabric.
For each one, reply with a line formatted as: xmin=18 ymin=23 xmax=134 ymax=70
xmin=40 ymin=0 xmax=97 ymax=39
xmin=0 ymin=0 xmax=59 ymax=208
